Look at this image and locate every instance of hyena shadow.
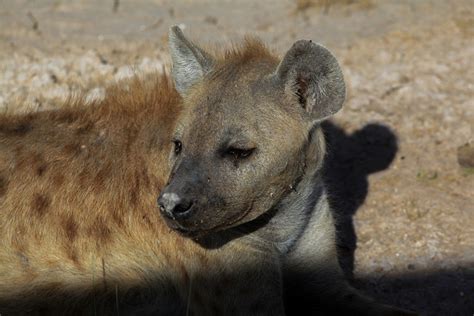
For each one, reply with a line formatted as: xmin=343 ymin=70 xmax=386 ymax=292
xmin=321 ymin=121 xmax=398 ymax=278
xmin=321 ymin=122 xmax=474 ymax=315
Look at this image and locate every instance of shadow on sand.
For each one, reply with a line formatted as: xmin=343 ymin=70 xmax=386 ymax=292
xmin=322 ymin=121 xmax=474 ymax=316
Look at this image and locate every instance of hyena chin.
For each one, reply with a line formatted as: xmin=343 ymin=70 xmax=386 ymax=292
xmin=0 ymin=25 xmax=416 ymax=315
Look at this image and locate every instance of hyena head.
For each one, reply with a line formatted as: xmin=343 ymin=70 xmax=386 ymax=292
xmin=158 ymin=26 xmax=345 ymax=237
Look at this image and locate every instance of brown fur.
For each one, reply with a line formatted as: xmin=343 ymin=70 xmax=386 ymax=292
xmin=0 ymin=73 xmax=184 ymax=311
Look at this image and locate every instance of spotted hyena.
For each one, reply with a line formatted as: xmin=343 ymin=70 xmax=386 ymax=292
xmin=0 ymin=27 xmax=415 ymax=315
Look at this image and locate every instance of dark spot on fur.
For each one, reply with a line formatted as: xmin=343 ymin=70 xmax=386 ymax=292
xmin=130 ymin=188 xmax=138 ymax=205
xmin=36 ymin=164 xmax=47 ymax=176
xmin=0 ymin=175 xmax=8 ymax=197
xmin=89 ymin=217 xmax=111 ymax=244
xmin=130 ymin=180 xmax=139 ymax=206
xmin=15 ymin=123 xmax=32 ymax=134
xmin=63 ymin=216 xmax=78 ymax=242
xmin=0 ymin=122 xmax=32 ymax=136
xmin=31 ymin=152 xmax=48 ymax=177
xmin=97 ymin=230 xmax=111 ymax=245
xmin=31 ymin=193 xmax=50 ymax=217
xmin=141 ymin=166 xmax=150 ymax=189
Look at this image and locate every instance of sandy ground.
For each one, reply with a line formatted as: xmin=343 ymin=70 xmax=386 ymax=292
xmin=0 ymin=0 xmax=473 ymax=315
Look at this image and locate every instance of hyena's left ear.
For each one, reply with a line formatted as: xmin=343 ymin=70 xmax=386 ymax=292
xmin=275 ymin=40 xmax=345 ymax=122
xmin=168 ymin=26 xmax=214 ymax=95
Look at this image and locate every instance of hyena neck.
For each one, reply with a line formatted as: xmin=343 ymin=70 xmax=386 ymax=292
xmin=249 ymin=126 xmax=329 ymax=254
xmin=264 ymin=166 xmax=326 ymax=255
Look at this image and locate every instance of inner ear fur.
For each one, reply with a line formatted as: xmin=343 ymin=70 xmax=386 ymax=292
xmin=275 ymin=40 xmax=346 ymax=121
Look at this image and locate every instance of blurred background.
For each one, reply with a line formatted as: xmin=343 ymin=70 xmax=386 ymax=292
xmin=0 ymin=0 xmax=473 ymax=315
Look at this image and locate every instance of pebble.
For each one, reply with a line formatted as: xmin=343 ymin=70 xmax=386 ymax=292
xmin=457 ymin=143 xmax=474 ymax=168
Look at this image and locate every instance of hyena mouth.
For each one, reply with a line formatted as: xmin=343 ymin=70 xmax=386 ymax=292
xmin=163 ymin=215 xmax=218 ymax=238
xmin=171 ymin=225 xmax=212 ymax=239
xmin=161 ymin=215 xmax=192 ymax=233
xmin=161 ymin=213 xmax=206 ymax=238
xmin=174 ymin=227 xmax=197 ymax=237
xmin=163 ymin=210 xmax=246 ymax=238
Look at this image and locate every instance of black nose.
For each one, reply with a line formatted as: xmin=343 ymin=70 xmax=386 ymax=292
xmin=157 ymin=192 xmax=194 ymax=219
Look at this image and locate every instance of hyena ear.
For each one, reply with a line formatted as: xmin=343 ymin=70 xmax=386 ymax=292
xmin=168 ymin=26 xmax=214 ymax=95
xmin=275 ymin=40 xmax=345 ymax=122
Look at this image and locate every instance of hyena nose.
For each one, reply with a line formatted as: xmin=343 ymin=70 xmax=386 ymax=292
xmin=157 ymin=192 xmax=194 ymax=220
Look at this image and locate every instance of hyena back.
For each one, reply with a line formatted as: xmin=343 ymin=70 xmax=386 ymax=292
xmin=0 ymin=27 xmax=414 ymax=315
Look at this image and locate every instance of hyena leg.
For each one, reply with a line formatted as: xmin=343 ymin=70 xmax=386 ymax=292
xmin=188 ymin=246 xmax=286 ymax=316
xmin=283 ymin=194 xmax=416 ymax=315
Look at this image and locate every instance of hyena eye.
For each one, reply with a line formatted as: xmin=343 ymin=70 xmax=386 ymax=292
xmin=226 ymin=147 xmax=255 ymax=160
xmin=173 ymin=140 xmax=182 ymax=155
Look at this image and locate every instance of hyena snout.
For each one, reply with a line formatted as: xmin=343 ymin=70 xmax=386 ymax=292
xmin=158 ymin=191 xmax=195 ymax=221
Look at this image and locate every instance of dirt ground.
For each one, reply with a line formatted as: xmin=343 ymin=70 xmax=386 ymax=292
xmin=0 ymin=0 xmax=473 ymax=315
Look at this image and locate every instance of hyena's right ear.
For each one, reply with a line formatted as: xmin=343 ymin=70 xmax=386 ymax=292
xmin=168 ymin=26 xmax=214 ymax=95
xmin=274 ymin=40 xmax=346 ymax=122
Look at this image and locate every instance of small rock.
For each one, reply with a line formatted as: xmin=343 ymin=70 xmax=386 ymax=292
xmin=204 ymin=16 xmax=218 ymax=25
xmin=457 ymin=143 xmax=474 ymax=168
